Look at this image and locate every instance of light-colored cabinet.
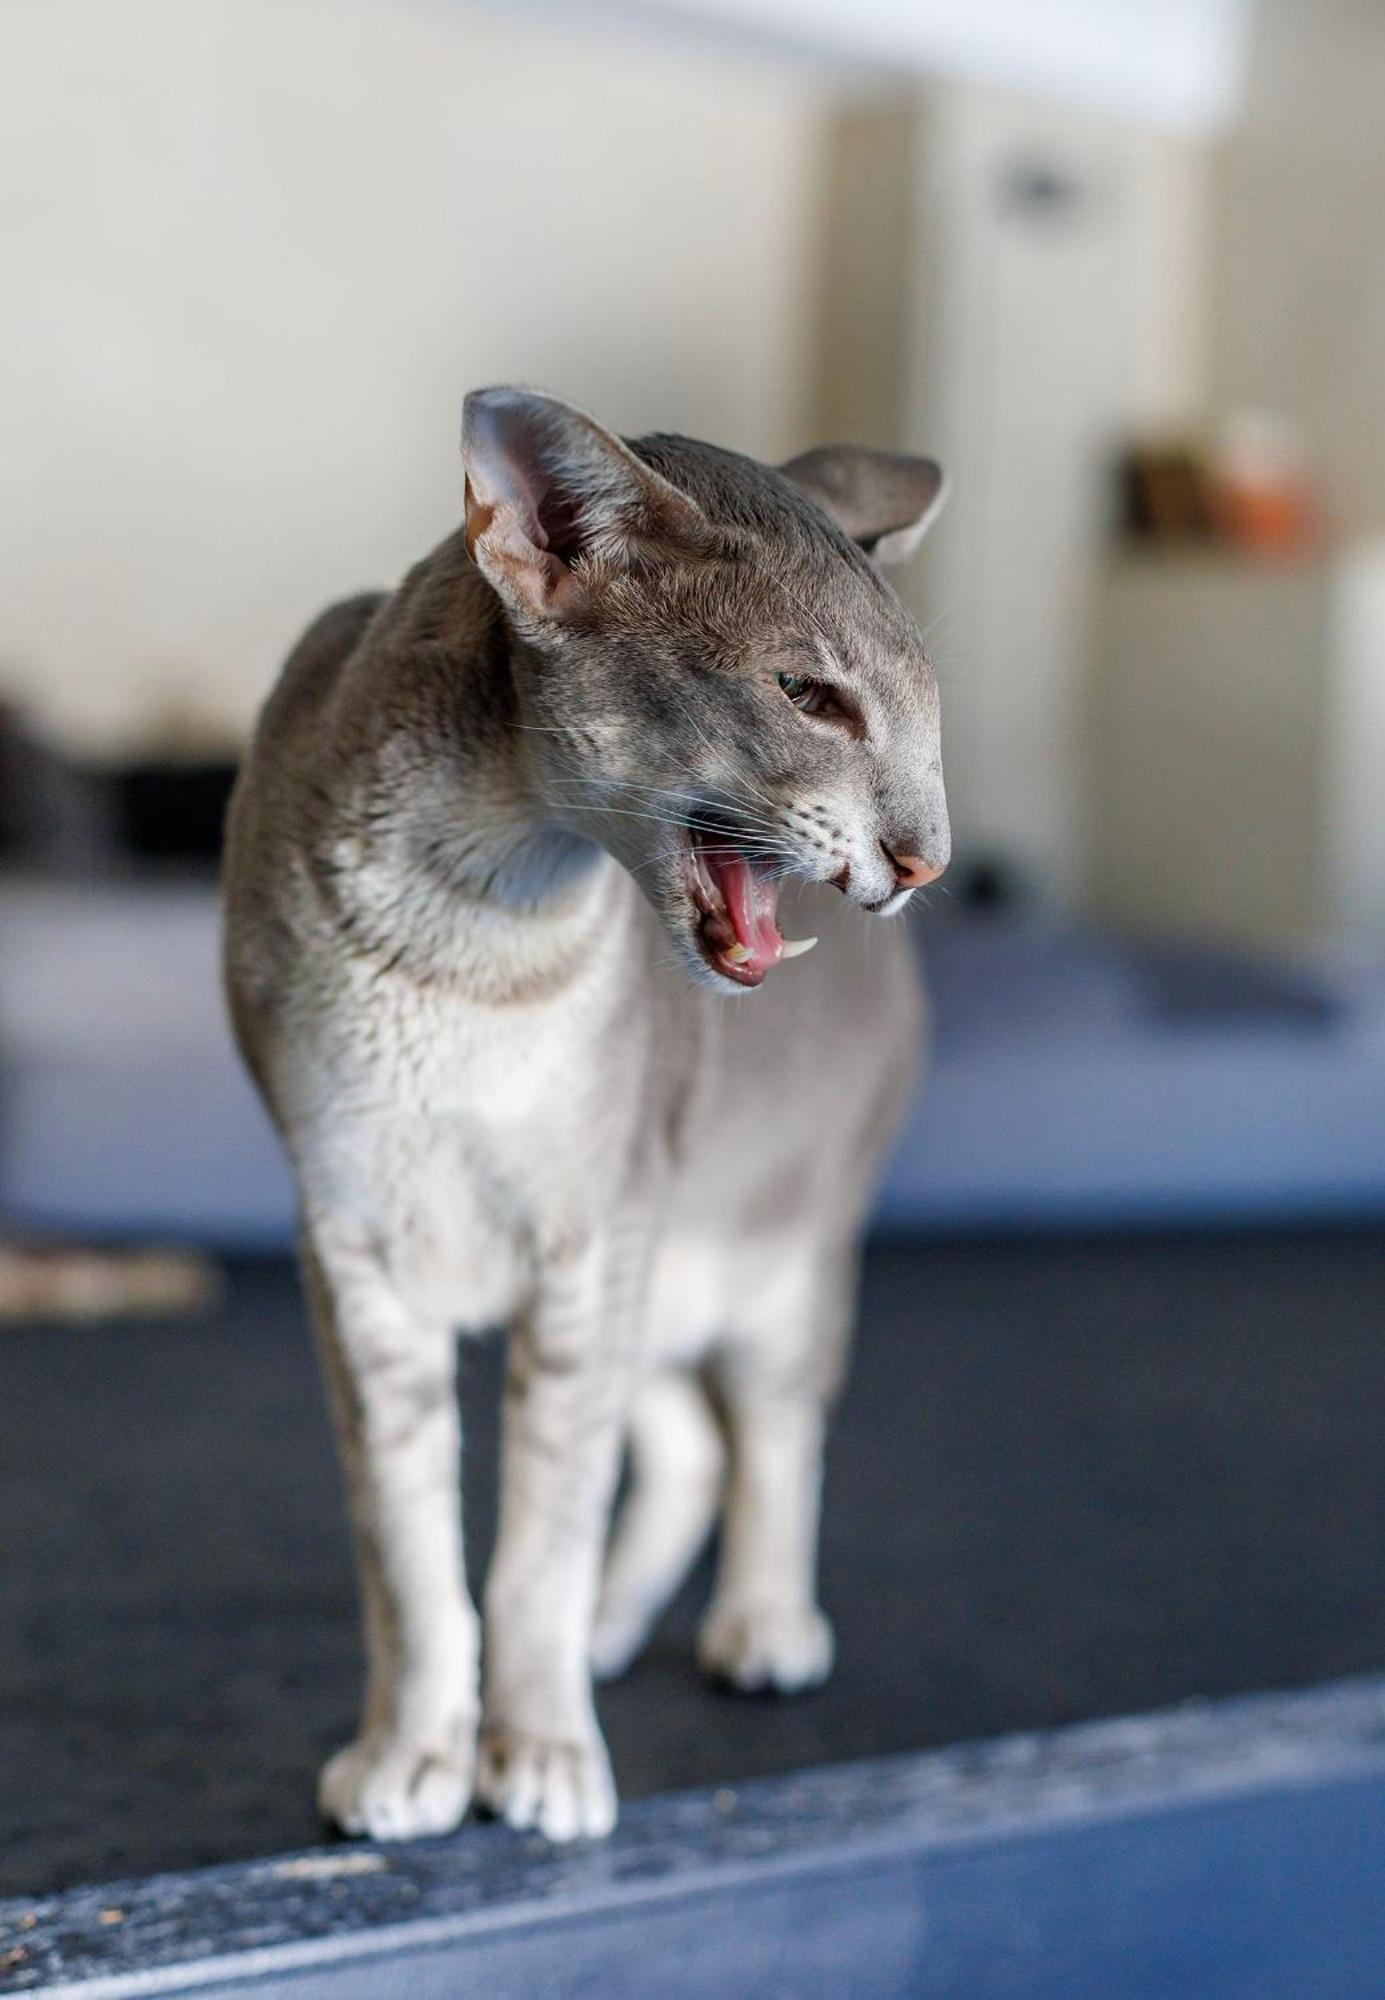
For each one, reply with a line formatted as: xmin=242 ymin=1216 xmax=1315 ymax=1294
xmin=1088 ymin=548 xmax=1385 ymax=947
xmin=892 ymin=89 xmax=1210 ymax=903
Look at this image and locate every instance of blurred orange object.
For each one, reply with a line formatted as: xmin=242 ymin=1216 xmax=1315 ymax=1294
xmin=1213 ymin=410 xmax=1320 ymax=557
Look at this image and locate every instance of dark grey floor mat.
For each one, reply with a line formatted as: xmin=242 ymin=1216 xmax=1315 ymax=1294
xmin=4 ymin=1228 xmax=1385 ymax=1897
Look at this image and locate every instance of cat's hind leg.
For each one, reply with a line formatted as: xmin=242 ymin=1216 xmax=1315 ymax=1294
xmin=590 ymin=1369 xmax=725 ymax=1680
xmin=697 ymin=1233 xmax=856 ymax=1695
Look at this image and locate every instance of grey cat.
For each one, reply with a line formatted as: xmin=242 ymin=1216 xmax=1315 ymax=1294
xmin=222 ymin=388 xmax=949 ymax=1845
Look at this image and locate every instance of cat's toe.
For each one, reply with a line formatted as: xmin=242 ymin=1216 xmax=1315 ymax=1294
xmin=476 ymin=1725 xmax=617 ymax=1842
xmin=318 ymin=1723 xmax=475 ymax=1841
xmin=697 ymin=1600 xmax=835 ymax=1694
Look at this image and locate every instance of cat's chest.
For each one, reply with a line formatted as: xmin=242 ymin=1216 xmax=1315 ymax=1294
xmin=385 ymin=991 xmax=576 ymax=1122
xmin=312 ymin=930 xmax=644 ymax=1177
xmin=321 ymin=988 xmax=649 ymax=1330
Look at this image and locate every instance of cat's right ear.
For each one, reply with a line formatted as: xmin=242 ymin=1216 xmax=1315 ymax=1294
xmin=461 ymin=387 xmax=705 ymax=622
xmin=778 ymin=445 xmax=948 ymax=567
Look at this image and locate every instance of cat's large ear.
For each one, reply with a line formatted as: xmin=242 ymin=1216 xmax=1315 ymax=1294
xmin=778 ymin=445 xmax=948 ymax=567
xmin=461 ymin=387 xmax=706 ymax=620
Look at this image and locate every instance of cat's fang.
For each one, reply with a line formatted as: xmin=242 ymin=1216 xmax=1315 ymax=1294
xmin=724 ymin=943 xmax=752 ymax=964
xmin=779 ymin=936 xmax=818 ymax=959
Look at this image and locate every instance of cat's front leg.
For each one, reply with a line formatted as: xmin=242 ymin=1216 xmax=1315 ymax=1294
xmin=303 ymin=1229 xmax=479 ymax=1840
xmin=477 ymin=1221 xmax=647 ymax=1842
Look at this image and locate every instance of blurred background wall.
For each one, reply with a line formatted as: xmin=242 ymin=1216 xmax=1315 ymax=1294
xmin=0 ymin=0 xmax=831 ymax=754
xmin=14 ymin=0 xmax=1367 ymax=929
xmin=1213 ymin=0 xmax=1385 ymax=538
xmin=3 ymin=0 xmax=1384 ymax=1243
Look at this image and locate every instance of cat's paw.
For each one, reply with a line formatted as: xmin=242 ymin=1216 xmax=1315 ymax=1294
xmin=476 ymin=1723 xmax=617 ymax=1842
xmin=697 ymin=1599 xmax=835 ymax=1694
xmin=318 ymin=1723 xmax=476 ymax=1841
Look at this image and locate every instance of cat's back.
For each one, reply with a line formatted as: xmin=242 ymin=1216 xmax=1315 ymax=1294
xmin=244 ymin=592 xmax=386 ymax=793
xmin=224 ymin=591 xmax=385 ymax=901
xmin=221 ymin=591 xmax=388 ymax=1065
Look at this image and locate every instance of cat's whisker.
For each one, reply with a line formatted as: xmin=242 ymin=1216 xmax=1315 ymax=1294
xmin=626 ymin=678 xmax=787 ymax=824
xmin=552 ymin=799 xmax=796 ymax=867
xmin=541 ymin=759 xmax=791 ymax=831
xmin=546 ymin=782 xmax=791 ymax=846
xmin=510 ymin=720 xmax=602 ymax=737
xmin=552 ymin=798 xmax=786 ymax=847
xmin=551 ymin=792 xmax=787 ymax=840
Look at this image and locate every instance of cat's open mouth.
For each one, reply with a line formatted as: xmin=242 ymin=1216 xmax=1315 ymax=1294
xmin=681 ymin=829 xmax=816 ymax=989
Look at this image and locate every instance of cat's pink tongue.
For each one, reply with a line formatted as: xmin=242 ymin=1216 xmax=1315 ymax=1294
xmin=706 ymin=850 xmax=783 ymax=974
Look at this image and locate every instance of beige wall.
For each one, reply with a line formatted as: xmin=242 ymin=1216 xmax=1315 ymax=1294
xmin=0 ymin=0 xmax=828 ymax=752
xmin=891 ymin=87 xmax=1213 ymax=901
xmin=1212 ymin=0 xmax=1385 ymax=537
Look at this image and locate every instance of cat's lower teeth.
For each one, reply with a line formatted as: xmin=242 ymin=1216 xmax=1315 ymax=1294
xmin=719 ymin=935 xmax=814 ymax=968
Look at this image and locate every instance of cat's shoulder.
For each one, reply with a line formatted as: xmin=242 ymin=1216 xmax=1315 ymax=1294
xmin=262 ymin=591 xmax=389 ymax=740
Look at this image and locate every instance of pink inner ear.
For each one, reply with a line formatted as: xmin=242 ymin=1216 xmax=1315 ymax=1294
xmin=466 ymin=396 xmax=595 ymax=569
xmin=464 ymin=473 xmax=576 ymax=616
xmin=462 ymin=387 xmax=706 ymax=610
xmin=463 ymin=479 xmax=495 ymax=562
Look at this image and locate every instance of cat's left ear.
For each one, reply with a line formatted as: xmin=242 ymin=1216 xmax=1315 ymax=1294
xmin=778 ymin=445 xmax=948 ymax=567
xmin=461 ymin=387 xmax=707 ymax=622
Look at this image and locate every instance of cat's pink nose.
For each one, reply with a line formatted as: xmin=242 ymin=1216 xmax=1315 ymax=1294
xmin=883 ymin=844 xmax=946 ymax=889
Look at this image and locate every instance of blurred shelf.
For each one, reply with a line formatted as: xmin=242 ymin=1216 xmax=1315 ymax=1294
xmin=3 ymin=884 xmax=1381 ymax=1245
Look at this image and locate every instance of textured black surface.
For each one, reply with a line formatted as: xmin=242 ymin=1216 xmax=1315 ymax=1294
xmin=4 ymin=1230 xmax=1385 ymax=1899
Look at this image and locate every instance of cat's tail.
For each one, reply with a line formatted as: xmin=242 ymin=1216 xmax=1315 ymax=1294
xmin=590 ymin=1369 xmax=725 ymax=1680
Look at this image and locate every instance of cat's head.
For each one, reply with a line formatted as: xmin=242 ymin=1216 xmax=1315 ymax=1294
xmin=462 ymin=387 xmax=949 ymax=991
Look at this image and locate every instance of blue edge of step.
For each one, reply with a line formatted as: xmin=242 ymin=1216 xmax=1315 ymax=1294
xmin=6 ymin=1672 xmax=1385 ymax=1999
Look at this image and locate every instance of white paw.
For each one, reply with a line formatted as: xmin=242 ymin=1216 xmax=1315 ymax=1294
xmin=318 ymin=1722 xmax=475 ymax=1841
xmin=589 ymin=1599 xmax=652 ymax=1682
xmin=476 ymin=1724 xmax=617 ymax=1843
xmin=697 ymin=1600 xmax=835 ymax=1694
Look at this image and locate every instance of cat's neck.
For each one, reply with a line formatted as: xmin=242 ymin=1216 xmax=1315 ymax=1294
xmin=324 ymin=546 xmax=624 ymax=967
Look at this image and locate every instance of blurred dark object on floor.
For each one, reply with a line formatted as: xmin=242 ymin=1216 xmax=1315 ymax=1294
xmin=0 ymin=701 xmax=107 ymax=873
xmin=102 ymin=757 xmax=237 ymax=868
xmin=948 ymin=853 xmax=1034 ymax=914
xmin=0 ymin=702 xmax=234 ymax=877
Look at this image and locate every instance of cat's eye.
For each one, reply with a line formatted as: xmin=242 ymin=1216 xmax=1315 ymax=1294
xmin=777 ymin=671 xmax=860 ymax=731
